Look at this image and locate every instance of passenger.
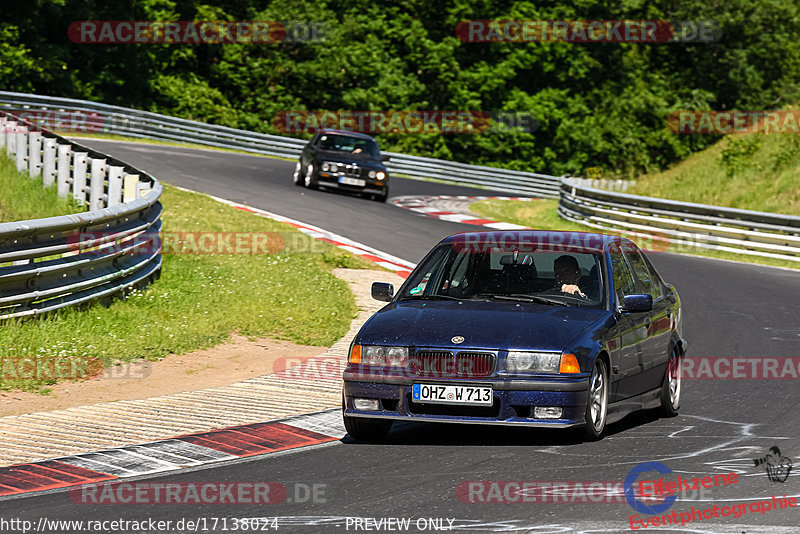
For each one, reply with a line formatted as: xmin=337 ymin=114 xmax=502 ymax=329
xmin=554 ymin=255 xmax=586 ymax=298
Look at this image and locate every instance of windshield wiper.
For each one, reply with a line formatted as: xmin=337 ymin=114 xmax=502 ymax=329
xmin=477 ymin=293 xmax=569 ymax=306
xmin=399 ymin=294 xmax=465 ymax=301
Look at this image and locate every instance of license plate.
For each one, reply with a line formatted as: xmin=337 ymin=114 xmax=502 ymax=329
xmin=412 ymin=383 xmax=493 ymax=405
xmin=339 ymin=177 xmax=365 ymax=187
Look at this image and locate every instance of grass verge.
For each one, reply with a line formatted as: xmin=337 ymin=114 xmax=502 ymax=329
xmin=0 ymin=168 xmax=376 ymax=392
xmin=470 ymin=198 xmax=799 ymax=270
xmin=0 ymin=153 xmax=80 ymax=222
xmin=627 ymin=133 xmax=800 ymax=215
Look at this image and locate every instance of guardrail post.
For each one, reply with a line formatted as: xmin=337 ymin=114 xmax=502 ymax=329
xmin=56 ymin=143 xmax=72 ymax=197
xmin=89 ymin=158 xmax=107 ymax=210
xmin=0 ymin=116 xmax=5 ymax=150
xmin=73 ymin=151 xmax=88 ymax=205
xmin=107 ymin=166 xmax=124 ymax=207
xmin=42 ymin=138 xmax=57 ymax=187
xmin=5 ymin=120 xmax=16 ymax=157
xmin=15 ymin=127 xmax=27 ymax=172
xmin=28 ymin=132 xmax=42 ymax=178
xmin=123 ymin=174 xmax=140 ymax=203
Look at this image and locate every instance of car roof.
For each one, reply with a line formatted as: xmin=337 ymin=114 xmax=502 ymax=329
xmin=317 ymin=129 xmax=377 ymax=141
xmin=442 ymin=230 xmax=627 ymax=253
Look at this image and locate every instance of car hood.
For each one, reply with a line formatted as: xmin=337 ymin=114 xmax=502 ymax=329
xmin=357 ymin=300 xmax=609 ymax=352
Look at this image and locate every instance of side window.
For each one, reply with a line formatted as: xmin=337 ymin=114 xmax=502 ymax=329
xmin=625 ymin=248 xmax=658 ymax=298
xmin=610 ymin=249 xmax=636 ymax=300
xmin=440 ymin=252 xmax=470 ymax=294
xmin=642 ymin=254 xmax=668 ymax=297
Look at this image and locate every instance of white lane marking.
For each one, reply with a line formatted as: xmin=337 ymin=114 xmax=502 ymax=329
xmin=668 ymin=425 xmax=696 ymax=438
xmin=437 ymin=213 xmax=482 ymax=222
xmin=483 ymin=221 xmax=530 ymax=230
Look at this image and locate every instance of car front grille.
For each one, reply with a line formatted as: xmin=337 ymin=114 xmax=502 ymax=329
xmin=330 ymin=162 xmax=362 ymax=177
xmin=408 ymin=350 xmax=495 ymax=378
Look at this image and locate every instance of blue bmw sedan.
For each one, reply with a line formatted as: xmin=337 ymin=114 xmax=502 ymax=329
xmin=342 ymin=230 xmax=686 ymax=441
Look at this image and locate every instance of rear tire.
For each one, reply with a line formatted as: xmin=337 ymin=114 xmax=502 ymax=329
xmin=343 ymin=414 xmax=392 ymax=442
xmin=658 ymin=347 xmax=681 ymax=417
xmin=583 ymin=358 xmax=609 ymax=441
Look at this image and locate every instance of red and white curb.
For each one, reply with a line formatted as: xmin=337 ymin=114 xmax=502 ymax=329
xmin=391 ymin=195 xmax=535 ymax=230
xmin=0 ymin=409 xmax=344 ymax=499
xmin=192 ymin=189 xmax=415 ymax=279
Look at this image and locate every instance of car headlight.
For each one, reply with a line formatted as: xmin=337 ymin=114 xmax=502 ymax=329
xmin=368 ymin=170 xmax=376 ymax=178
xmin=321 ymin=162 xmax=329 ymax=171
xmin=362 ymin=345 xmax=408 ymax=367
xmin=376 ymin=171 xmax=386 ymax=180
xmin=506 ymin=351 xmax=561 ymax=373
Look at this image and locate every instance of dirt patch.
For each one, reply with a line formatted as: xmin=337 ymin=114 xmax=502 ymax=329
xmin=0 ymin=335 xmax=326 ymax=417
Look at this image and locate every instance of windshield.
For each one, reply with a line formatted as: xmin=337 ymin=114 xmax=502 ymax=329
xmin=317 ymin=133 xmax=381 ymax=160
xmin=400 ymin=243 xmax=606 ymax=308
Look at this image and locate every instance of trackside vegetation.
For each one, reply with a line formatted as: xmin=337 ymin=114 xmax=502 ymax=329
xmin=3 ymin=1 xmax=800 ymax=178
xmin=0 ymin=157 xmax=374 ymax=392
xmin=0 ymin=154 xmax=79 ymax=222
xmin=471 ymin=131 xmax=800 ymax=270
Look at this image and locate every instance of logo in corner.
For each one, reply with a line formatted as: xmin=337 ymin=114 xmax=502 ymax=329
xmin=451 ymin=336 xmax=465 ymax=344
xmin=754 ymin=446 xmax=792 ymax=483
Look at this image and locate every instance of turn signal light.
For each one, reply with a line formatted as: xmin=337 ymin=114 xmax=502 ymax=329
xmin=559 ymin=353 xmax=581 ymax=373
xmin=349 ymin=344 xmax=362 ymax=364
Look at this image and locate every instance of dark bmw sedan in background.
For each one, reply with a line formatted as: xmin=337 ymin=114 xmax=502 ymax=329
xmin=293 ymin=129 xmax=390 ymax=201
xmin=342 ymin=230 xmax=686 ymax=441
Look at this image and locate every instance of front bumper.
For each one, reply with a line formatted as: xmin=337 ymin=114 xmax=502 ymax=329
xmin=318 ymin=177 xmax=386 ymax=195
xmin=342 ymin=375 xmax=590 ymax=428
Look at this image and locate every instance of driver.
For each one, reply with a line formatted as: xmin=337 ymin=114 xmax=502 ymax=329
xmin=352 ymin=140 xmax=367 ymax=154
xmin=554 ymin=255 xmax=586 ymax=298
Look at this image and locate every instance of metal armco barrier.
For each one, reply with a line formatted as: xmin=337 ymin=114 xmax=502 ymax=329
xmin=0 ymin=91 xmax=561 ymax=198
xmin=0 ymin=111 xmax=162 ymax=319
xmin=559 ymin=180 xmax=800 ymax=263
xmin=1 ymin=91 xmax=798 ymax=263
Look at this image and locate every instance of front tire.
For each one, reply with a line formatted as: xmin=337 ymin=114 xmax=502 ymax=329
xmin=304 ymin=163 xmax=318 ymax=189
xmin=658 ymin=347 xmax=681 ymax=417
xmin=583 ymin=358 xmax=609 ymax=440
xmin=343 ymin=414 xmax=392 ymax=442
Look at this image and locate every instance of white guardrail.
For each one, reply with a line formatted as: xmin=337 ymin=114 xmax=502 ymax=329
xmin=0 ymin=111 xmax=162 ymax=319
xmin=1 ymin=91 xmax=798 ymax=264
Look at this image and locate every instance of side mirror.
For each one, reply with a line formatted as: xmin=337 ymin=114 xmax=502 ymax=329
xmin=371 ymin=282 xmax=394 ymax=302
xmin=381 ymin=154 xmax=390 ymax=162
xmin=621 ymin=294 xmax=653 ymax=313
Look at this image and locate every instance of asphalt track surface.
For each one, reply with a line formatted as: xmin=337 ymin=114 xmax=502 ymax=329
xmin=4 ymin=140 xmax=800 ymax=533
